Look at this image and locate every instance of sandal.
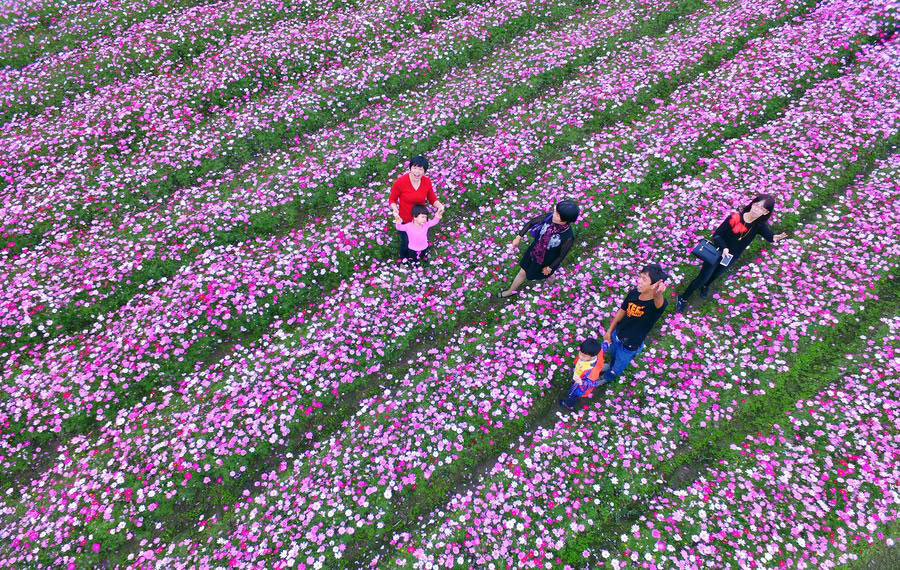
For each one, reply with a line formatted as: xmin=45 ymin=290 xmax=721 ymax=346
xmin=497 ymin=289 xmax=518 ymax=299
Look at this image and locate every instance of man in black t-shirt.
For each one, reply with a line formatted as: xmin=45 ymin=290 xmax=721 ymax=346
xmin=600 ymin=263 xmax=669 ymax=385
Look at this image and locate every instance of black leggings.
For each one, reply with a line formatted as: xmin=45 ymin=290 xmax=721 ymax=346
xmin=682 ymin=258 xmax=729 ymax=300
xmin=402 ymin=245 xmax=432 ymax=264
xmin=397 ymin=230 xmax=411 ymax=259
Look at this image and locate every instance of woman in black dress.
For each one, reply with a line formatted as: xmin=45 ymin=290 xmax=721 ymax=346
xmin=498 ymin=200 xmax=579 ymax=298
xmin=676 ymin=194 xmax=787 ymax=313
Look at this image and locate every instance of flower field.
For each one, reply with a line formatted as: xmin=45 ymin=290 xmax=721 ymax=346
xmin=0 ymin=0 xmax=897 ymax=567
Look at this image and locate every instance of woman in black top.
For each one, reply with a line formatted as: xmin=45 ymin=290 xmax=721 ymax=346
xmin=498 ymin=200 xmax=579 ymax=298
xmin=676 ymin=194 xmax=787 ymax=313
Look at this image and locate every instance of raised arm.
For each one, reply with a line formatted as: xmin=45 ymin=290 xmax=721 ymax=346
xmin=652 ymin=280 xmax=667 ymax=309
xmin=431 ymin=203 xmax=445 ymax=223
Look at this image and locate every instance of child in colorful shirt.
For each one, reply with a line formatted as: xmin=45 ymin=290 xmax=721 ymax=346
xmin=559 ymin=338 xmax=605 ymax=410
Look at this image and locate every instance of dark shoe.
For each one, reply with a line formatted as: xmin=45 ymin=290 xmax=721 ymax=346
xmin=675 ymin=295 xmax=688 ymax=314
xmin=497 ymin=289 xmax=519 ymax=299
xmin=699 ymin=285 xmax=709 ymax=299
xmin=559 ymin=399 xmax=574 ymax=410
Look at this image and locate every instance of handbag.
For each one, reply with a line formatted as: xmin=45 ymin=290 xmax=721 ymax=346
xmin=691 ymin=238 xmax=721 ymax=265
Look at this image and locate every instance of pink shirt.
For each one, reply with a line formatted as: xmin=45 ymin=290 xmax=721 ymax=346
xmin=395 ymin=218 xmax=439 ymax=252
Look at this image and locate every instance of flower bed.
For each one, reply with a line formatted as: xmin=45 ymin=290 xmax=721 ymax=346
xmin=0 ymin=0 xmax=215 ymax=70
xmin=151 ymin=80 xmax=900 ymax=570
xmin=377 ymin=126 xmax=900 ymax=569
xmin=0 ymin=0 xmax=468 ymax=160
xmin=1 ymin=0 xmax=893 ymax=500
xmin=1 ymin=0 xmax=839 ymax=469
xmin=0 ymin=0 xmax=689 ymax=340
xmin=0 ymin=0 xmax=581 ymax=243
xmin=0 ymin=0 xmax=358 ymax=121
xmin=608 ymin=317 xmax=900 ymax=569
xmin=0 ymin=0 xmax=59 ymax=30
xmin=2 ymin=9 xmax=896 ymax=566
xmin=1 ymin=2 xmax=898 ymax=567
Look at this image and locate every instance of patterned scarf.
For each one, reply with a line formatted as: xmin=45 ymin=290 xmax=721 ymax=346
xmin=530 ymin=220 xmax=569 ymax=265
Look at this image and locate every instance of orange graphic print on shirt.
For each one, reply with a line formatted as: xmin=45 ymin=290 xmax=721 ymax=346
xmin=625 ymin=302 xmax=645 ymax=318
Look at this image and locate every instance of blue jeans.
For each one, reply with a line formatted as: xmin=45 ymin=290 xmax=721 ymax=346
xmin=603 ymin=330 xmax=642 ymax=385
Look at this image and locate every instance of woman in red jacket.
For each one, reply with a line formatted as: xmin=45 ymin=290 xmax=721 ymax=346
xmin=388 ymin=156 xmax=444 ymax=259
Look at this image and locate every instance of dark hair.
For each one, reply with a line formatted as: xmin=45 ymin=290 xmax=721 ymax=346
xmin=640 ymin=263 xmax=668 ymax=284
xmin=740 ymin=194 xmax=776 ymax=225
xmin=578 ymin=338 xmax=602 ymax=357
xmin=411 ymin=205 xmax=429 ymax=218
xmin=555 ymin=199 xmax=579 ymax=224
xmin=409 ymin=155 xmax=429 ymax=172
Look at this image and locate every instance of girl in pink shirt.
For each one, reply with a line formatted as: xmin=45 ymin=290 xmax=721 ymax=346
xmin=392 ymin=204 xmax=443 ymax=264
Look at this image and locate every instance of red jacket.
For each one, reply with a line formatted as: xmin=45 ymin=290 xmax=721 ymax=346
xmin=389 ymin=173 xmax=437 ymax=223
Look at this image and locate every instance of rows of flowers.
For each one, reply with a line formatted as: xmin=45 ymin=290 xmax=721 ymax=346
xmin=0 ymin=0 xmax=583 ymax=243
xmin=3 ymin=313 xmax=577 ymax=567
xmin=1 ymin=11 xmax=896 ymax=567
xmin=0 ymin=0 xmax=824 ymax=467
xmin=375 ymin=119 xmax=900 ymax=568
xmin=0 ymin=0 xmax=58 ymax=30
xmin=0 ymin=0 xmax=342 ymax=124
xmin=605 ymin=317 xmax=900 ymax=569
xmin=0 ymin=0 xmax=701 ymax=475
xmin=0 ymin=0 xmax=471 ymax=166
xmin=1 ymin=0 xmax=892 ymax=480
xmin=0 ymin=0 xmax=688 ymax=340
xmin=0 ymin=0 xmax=216 ymax=70
xmin=143 ymin=70 xmax=900 ymax=570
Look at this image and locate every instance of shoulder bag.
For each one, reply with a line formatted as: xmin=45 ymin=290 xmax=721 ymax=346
xmin=691 ymin=238 xmax=721 ymax=265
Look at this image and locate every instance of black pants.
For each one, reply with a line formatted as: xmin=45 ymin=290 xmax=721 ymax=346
xmin=682 ymin=258 xmax=729 ymax=300
xmin=401 ymin=245 xmax=431 ymax=265
xmin=397 ymin=230 xmax=412 ymax=259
